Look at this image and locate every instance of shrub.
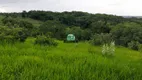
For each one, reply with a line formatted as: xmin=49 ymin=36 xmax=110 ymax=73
xmin=0 ymin=35 xmax=16 ymax=44
xmin=90 ymin=33 xmax=113 ymax=45
xmin=35 ymin=35 xmax=58 ymax=46
xmin=138 ymin=44 xmax=142 ymax=52
xmin=128 ymin=41 xmax=140 ymax=50
xmin=0 ymin=26 xmax=28 ymax=43
xmin=102 ymin=41 xmax=115 ymax=56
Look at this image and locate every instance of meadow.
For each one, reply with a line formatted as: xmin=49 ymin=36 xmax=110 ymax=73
xmin=0 ymin=38 xmax=142 ymax=80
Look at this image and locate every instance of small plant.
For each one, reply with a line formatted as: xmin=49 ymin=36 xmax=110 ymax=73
xmin=35 ymin=35 xmax=58 ymax=46
xmin=102 ymin=41 xmax=115 ymax=56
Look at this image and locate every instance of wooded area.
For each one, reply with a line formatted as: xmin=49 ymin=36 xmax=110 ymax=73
xmin=1 ymin=10 xmax=142 ymax=50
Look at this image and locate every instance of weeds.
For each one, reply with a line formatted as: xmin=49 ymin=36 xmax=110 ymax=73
xmin=102 ymin=41 xmax=115 ymax=56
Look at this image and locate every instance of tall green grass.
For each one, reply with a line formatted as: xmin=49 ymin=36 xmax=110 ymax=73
xmin=0 ymin=38 xmax=142 ymax=80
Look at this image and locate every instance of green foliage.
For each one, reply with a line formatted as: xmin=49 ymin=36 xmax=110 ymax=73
xmin=111 ymin=22 xmax=142 ymax=46
xmin=19 ymin=20 xmax=34 ymax=29
xmin=2 ymin=17 xmax=18 ymax=27
xmin=0 ymin=11 xmax=132 ymax=42
xmin=90 ymin=33 xmax=113 ymax=45
xmin=39 ymin=20 xmax=66 ymax=40
xmin=35 ymin=35 xmax=58 ymax=46
xmin=65 ymin=27 xmax=83 ymax=40
xmin=22 ymin=10 xmax=28 ymax=18
xmin=90 ymin=20 xmax=110 ymax=34
xmin=128 ymin=41 xmax=140 ymax=50
xmin=2 ymin=16 xmax=34 ymax=29
xmin=138 ymin=44 xmax=142 ymax=52
xmin=1 ymin=16 xmax=35 ymax=38
xmin=2 ymin=11 xmax=142 ymax=50
xmin=28 ymin=11 xmax=54 ymax=21
xmin=26 ymin=11 xmax=124 ymax=29
xmin=65 ymin=27 xmax=91 ymax=41
xmin=1 ymin=10 xmax=142 ymax=79
xmin=81 ymin=29 xmax=92 ymax=40
xmin=0 ymin=26 xmax=27 ymax=43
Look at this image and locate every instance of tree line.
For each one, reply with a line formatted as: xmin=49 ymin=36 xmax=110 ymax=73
xmin=1 ymin=10 xmax=142 ymax=50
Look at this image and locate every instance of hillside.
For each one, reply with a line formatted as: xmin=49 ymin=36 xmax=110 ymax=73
xmin=0 ymin=15 xmax=42 ymax=27
xmin=1 ymin=11 xmax=142 ymax=79
xmin=0 ymin=15 xmax=4 ymax=26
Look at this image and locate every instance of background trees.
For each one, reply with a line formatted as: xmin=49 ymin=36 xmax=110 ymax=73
xmin=111 ymin=22 xmax=142 ymax=47
xmin=39 ymin=20 xmax=66 ymax=40
xmin=1 ymin=10 xmax=142 ymax=50
xmin=0 ymin=26 xmax=27 ymax=43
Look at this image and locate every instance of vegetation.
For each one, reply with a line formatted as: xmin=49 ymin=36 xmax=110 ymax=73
xmin=102 ymin=41 xmax=115 ymax=56
xmin=90 ymin=33 xmax=112 ymax=45
xmin=0 ymin=26 xmax=27 ymax=43
xmin=1 ymin=10 xmax=142 ymax=79
xmin=110 ymin=22 xmax=142 ymax=48
xmin=35 ymin=35 xmax=58 ymax=46
xmin=0 ymin=38 xmax=141 ymax=79
xmin=1 ymin=10 xmax=142 ymax=50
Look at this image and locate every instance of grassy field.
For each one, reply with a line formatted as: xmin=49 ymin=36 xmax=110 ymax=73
xmin=0 ymin=38 xmax=142 ymax=80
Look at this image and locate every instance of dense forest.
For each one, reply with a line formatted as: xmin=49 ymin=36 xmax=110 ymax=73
xmin=1 ymin=10 xmax=142 ymax=50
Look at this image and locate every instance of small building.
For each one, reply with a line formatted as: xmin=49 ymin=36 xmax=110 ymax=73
xmin=67 ymin=34 xmax=75 ymax=41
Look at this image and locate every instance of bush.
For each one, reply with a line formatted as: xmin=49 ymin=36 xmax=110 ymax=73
xmin=0 ymin=26 xmax=28 ymax=43
xmin=128 ymin=41 xmax=140 ymax=50
xmin=0 ymin=35 xmax=16 ymax=44
xmin=35 ymin=35 xmax=58 ymax=46
xmin=90 ymin=33 xmax=113 ymax=45
xmin=138 ymin=44 xmax=142 ymax=52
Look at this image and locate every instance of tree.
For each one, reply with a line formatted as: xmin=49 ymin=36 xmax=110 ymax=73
xmin=89 ymin=20 xmax=110 ymax=34
xmin=39 ymin=20 xmax=66 ymax=40
xmin=22 ymin=10 xmax=28 ymax=18
xmin=111 ymin=22 xmax=142 ymax=46
xmin=0 ymin=26 xmax=28 ymax=43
